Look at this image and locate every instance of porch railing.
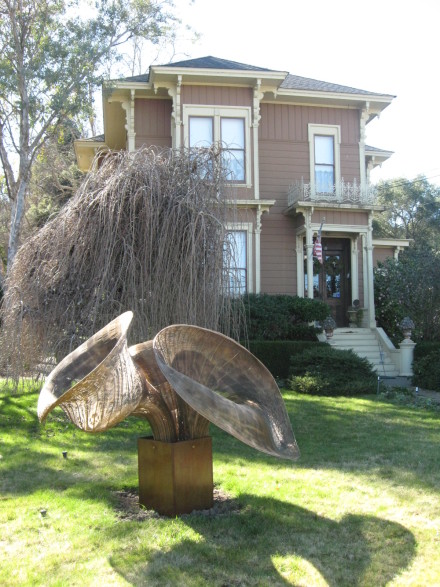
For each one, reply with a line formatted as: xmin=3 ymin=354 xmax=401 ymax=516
xmin=287 ymin=179 xmax=377 ymax=207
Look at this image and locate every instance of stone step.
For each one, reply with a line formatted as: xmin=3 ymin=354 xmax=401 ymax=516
xmin=330 ymin=328 xmax=399 ymax=377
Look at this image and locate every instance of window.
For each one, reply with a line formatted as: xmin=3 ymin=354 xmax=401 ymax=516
xmin=224 ymin=230 xmax=247 ymax=295
xmin=184 ymin=106 xmax=251 ymax=185
xmin=308 ymin=124 xmax=341 ymax=197
xmin=314 ymin=135 xmax=334 ymax=193
xmin=189 ymin=117 xmax=213 ymax=148
xmin=220 ymin=118 xmax=245 ymax=181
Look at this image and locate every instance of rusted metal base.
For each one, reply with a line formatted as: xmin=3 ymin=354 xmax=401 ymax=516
xmin=138 ymin=436 xmax=213 ymax=516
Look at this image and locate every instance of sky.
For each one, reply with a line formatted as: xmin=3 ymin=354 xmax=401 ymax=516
xmin=140 ymin=0 xmax=440 ymax=186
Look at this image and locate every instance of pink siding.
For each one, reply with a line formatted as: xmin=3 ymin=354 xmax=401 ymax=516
xmin=135 ymin=99 xmax=172 ymax=149
xmin=312 ymin=209 xmax=369 ymax=227
xmin=181 ymin=86 xmax=252 ymax=107
xmin=259 ymin=103 xmax=362 ymax=295
xmin=374 ymin=247 xmax=394 ymax=265
xmin=259 ymin=104 xmax=360 ymax=181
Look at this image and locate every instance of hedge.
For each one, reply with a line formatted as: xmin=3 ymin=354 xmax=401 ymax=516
xmin=240 ymin=294 xmax=330 ymax=341
xmin=288 ymin=344 xmax=377 ymax=396
xmin=248 ymin=340 xmax=319 ymax=379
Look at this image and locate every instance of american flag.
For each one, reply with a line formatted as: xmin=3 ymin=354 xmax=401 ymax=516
xmin=312 ymin=220 xmax=324 ymax=264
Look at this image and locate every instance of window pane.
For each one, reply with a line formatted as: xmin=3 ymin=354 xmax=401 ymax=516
xmin=315 ymin=165 xmax=334 ymax=193
xmin=224 ymin=231 xmax=247 ymax=295
xmin=222 ymin=150 xmax=245 ymax=181
xmin=189 ymin=117 xmax=213 ymax=147
xmin=221 ymin=118 xmax=245 ymax=181
xmin=314 ymin=135 xmax=334 ymax=164
xmin=221 ymin=118 xmax=245 ymax=148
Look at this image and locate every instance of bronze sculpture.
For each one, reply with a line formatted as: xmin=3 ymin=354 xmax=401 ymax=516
xmin=38 ymin=312 xmax=299 ymax=515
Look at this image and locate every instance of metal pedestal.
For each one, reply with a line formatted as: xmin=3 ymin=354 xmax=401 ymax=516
xmin=138 ymin=436 xmax=213 ymax=516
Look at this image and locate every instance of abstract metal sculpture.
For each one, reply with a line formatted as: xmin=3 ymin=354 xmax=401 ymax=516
xmin=38 ymin=312 xmax=299 ymax=515
xmin=153 ymin=324 xmax=299 ymax=461
xmin=37 ymin=312 xmax=145 ymax=433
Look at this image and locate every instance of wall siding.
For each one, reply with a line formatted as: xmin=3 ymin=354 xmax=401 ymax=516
xmin=374 ymin=247 xmax=394 ymax=265
xmin=259 ymin=103 xmax=362 ymax=295
xmin=181 ymin=85 xmax=253 ymax=107
xmin=135 ymin=99 xmax=172 ymax=149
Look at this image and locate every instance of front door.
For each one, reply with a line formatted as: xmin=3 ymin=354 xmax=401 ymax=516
xmin=315 ymin=238 xmax=350 ymax=327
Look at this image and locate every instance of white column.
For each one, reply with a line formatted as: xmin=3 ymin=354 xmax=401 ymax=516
xmin=296 ymin=235 xmax=305 ymax=297
xmin=305 ymin=211 xmax=314 ymax=299
xmin=359 ymin=105 xmax=368 ymax=195
xmin=168 ymin=76 xmax=182 ymax=149
xmin=362 ymin=232 xmax=369 ymax=313
xmin=255 ymin=207 xmax=262 ymax=293
xmin=366 ymin=213 xmax=376 ymax=327
xmin=122 ymin=89 xmax=136 ymax=152
xmin=351 ymin=236 xmax=359 ymax=302
xmin=253 ymin=81 xmax=263 ymax=200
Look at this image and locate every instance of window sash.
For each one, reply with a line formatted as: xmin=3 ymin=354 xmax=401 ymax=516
xmin=224 ymin=230 xmax=247 ymax=295
xmin=189 ymin=116 xmax=213 ymax=148
xmin=188 ymin=114 xmax=246 ymax=182
xmin=314 ymin=135 xmax=334 ymax=193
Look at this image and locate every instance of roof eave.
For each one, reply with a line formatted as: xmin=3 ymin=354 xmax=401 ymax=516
xmin=275 ymin=87 xmax=394 ymax=114
xmin=149 ymin=65 xmax=288 ymax=87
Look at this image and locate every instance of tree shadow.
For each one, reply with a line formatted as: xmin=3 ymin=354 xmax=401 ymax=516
xmin=108 ymin=493 xmax=416 ymax=587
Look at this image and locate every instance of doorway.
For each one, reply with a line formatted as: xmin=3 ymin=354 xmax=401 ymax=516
xmin=309 ymin=238 xmax=351 ymax=327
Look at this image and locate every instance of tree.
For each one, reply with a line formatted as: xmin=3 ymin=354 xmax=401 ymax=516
xmin=374 ymin=247 xmax=440 ymax=344
xmin=26 ymin=119 xmax=84 ymax=232
xmin=373 ymin=176 xmax=440 ymax=249
xmin=1 ymin=147 xmax=244 ymax=378
xmin=0 ymin=0 xmax=180 ymax=280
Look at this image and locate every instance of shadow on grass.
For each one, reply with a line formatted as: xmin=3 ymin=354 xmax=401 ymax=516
xmin=108 ymin=493 xmax=416 ymax=587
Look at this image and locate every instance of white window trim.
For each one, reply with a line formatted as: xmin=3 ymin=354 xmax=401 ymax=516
xmin=308 ymin=124 xmax=341 ymax=197
xmin=225 ymin=222 xmax=253 ymax=293
xmin=183 ymin=105 xmax=252 ymax=187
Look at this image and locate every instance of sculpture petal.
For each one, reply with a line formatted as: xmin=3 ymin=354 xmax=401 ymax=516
xmin=153 ymin=325 xmax=300 ymax=460
xmin=37 ymin=311 xmax=145 ymax=432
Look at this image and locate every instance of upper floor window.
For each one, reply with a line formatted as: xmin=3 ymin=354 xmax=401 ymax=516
xmin=189 ymin=116 xmax=245 ymax=182
xmin=314 ymin=135 xmax=334 ymax=193
xmin=184 ymin=106 xmax=251 ymax=186
xmin=308 ymin=124 xmax=341 ymax=197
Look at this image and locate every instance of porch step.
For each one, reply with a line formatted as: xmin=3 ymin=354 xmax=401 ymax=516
xmin=330 ymin=328 xmax=399 ymax=377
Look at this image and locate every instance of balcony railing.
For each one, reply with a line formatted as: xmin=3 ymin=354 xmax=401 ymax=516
xmin=287 ymin=179 xmax=377 ymax=207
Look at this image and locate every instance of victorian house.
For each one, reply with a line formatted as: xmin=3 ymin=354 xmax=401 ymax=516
xmin=75 ymin=56 xmax=411 ymax=375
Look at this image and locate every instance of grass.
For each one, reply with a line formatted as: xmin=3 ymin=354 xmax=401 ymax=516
xmin=1 ymin=381 xmax=439 ymax=586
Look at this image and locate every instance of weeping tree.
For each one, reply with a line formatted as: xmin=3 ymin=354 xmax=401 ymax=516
xmin=1 ymin=147 xmax=245 ymax=378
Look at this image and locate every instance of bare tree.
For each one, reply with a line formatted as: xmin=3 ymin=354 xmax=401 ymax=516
xmin=1 ymin=147 xmax=245 ymax=378
xmin=0 ymin=0 xmax=180 ymax=280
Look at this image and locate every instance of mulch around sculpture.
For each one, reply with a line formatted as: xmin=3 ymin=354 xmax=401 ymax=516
xmin=113 ymin=487 xmax=242 ymax=521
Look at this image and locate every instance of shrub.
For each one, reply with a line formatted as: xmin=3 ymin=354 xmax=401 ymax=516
xmin=288 ymin=344 xmax=377 ymax=396
xmin=248 ymin=340 xmax=319 ymax=379
xmin=241 ymin=294 xmax=330 ymax=341
xmin=412 ymin=350 xmax=440 ymax=391
xmin=414 ymin=341 xmax=440 ymax=361
xmin=374 ymin=248 xmax=440 ymax=344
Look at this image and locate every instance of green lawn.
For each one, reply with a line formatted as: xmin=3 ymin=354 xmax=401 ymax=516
xmin=1 ymin=383 xmax=439 ymax=586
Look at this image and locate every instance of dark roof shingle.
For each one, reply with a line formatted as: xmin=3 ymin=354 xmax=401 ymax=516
xmin=281 ymin=74 xmax=390 ymax=96
xmin=158 ymin=55 xmax=273 ymax=71
xmin=120 ymin=56 xmax=393 ymax=98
